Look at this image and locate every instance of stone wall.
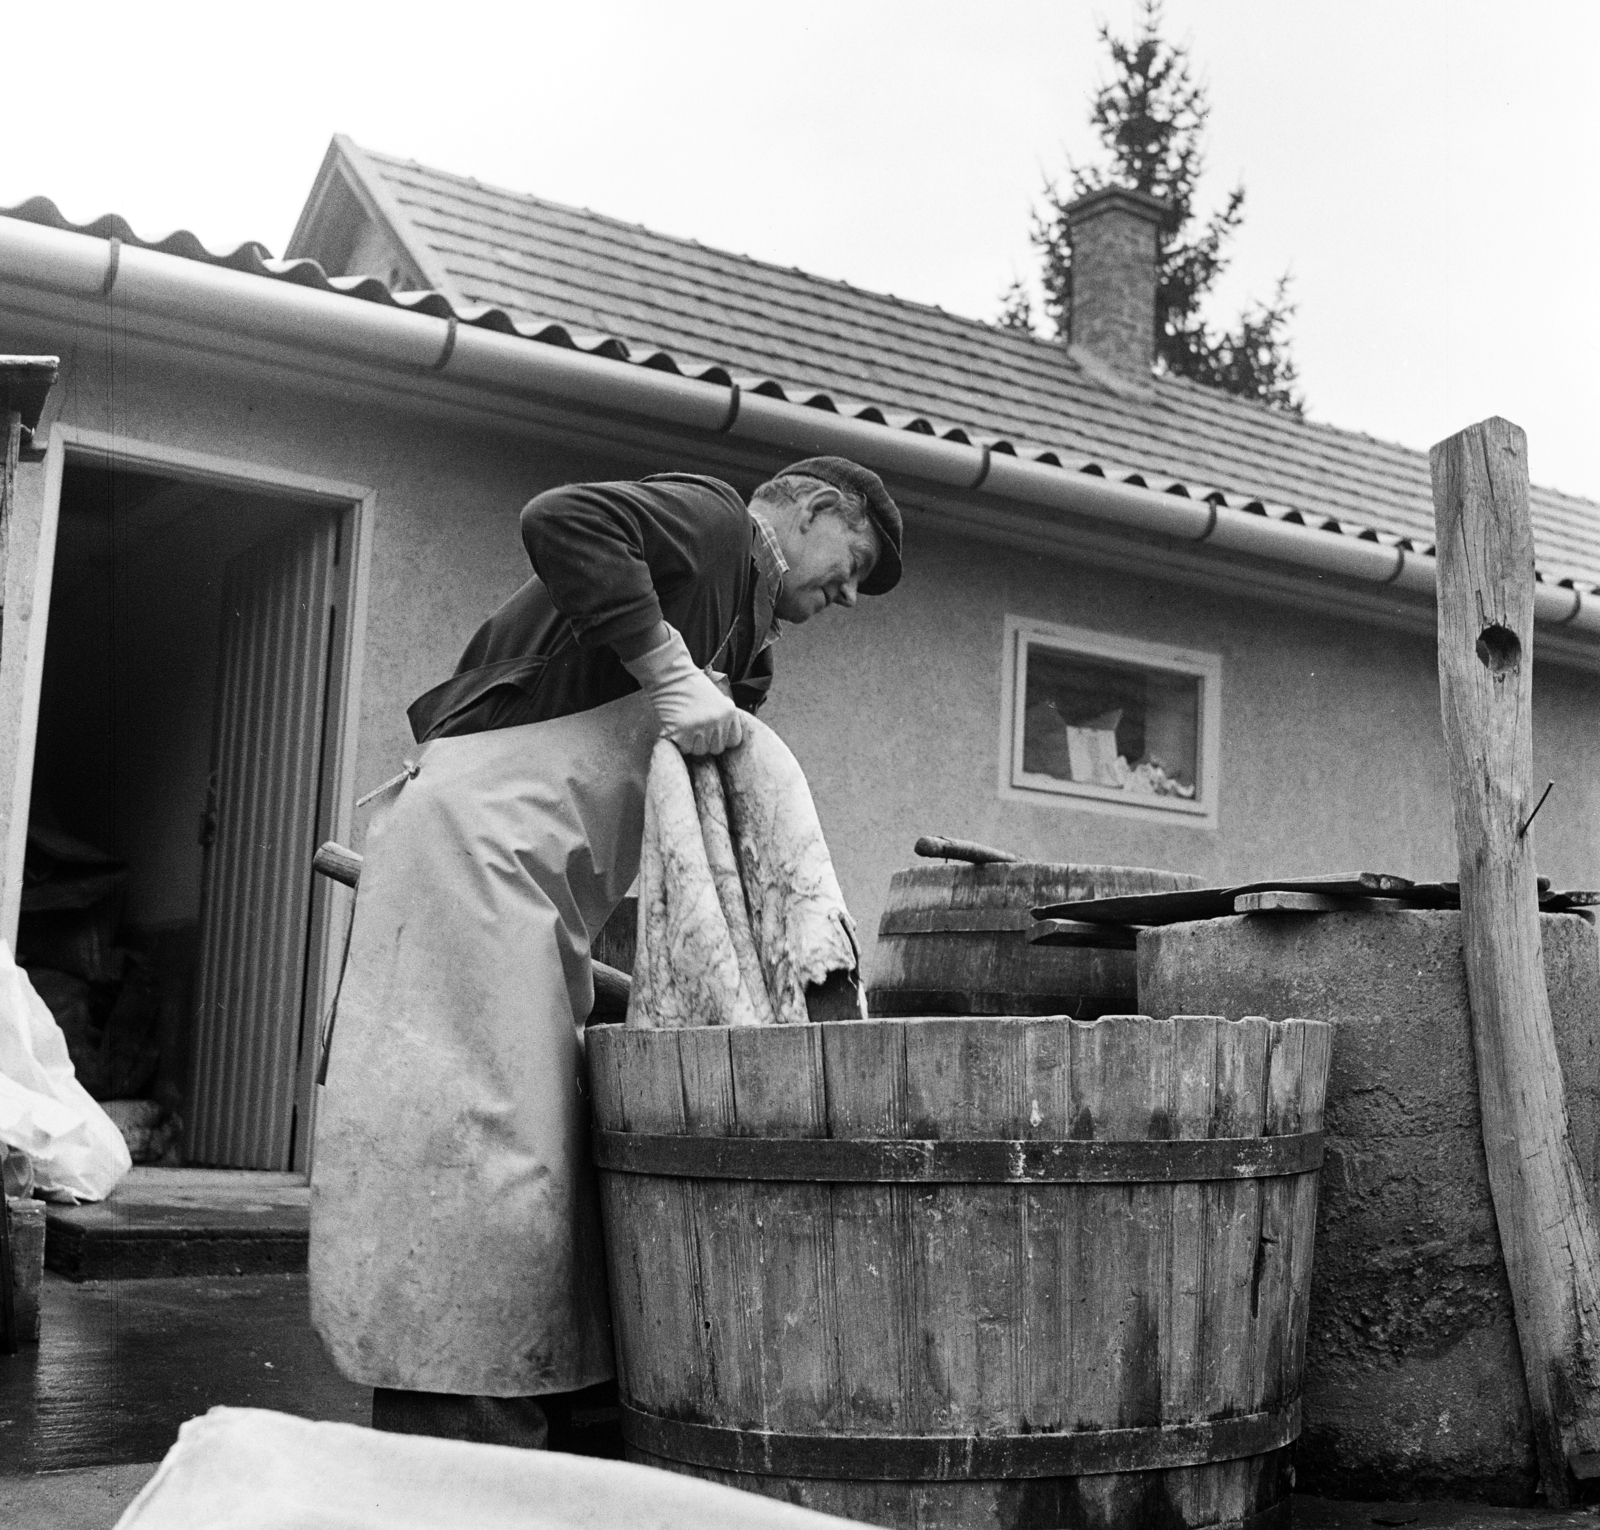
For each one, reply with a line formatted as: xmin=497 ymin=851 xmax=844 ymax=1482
xmin=1139 ymin=909 xmax=1600 ymax=1504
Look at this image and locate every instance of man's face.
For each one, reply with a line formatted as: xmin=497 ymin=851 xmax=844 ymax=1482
xmin=774 ymin=491 xmax=879 ymax=624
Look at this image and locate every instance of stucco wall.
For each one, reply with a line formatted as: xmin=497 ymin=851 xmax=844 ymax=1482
xmin=12 ymin=316 xmax=1600 ymax=978
xmin=765 ymin=521 xmax=1600 ymax=972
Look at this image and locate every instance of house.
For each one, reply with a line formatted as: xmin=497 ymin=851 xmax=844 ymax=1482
xmin=2 ymin=135 xmax=1598 ymax=1176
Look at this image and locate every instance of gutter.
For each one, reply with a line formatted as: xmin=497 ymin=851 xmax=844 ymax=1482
xmin=1 ymin=215 xmax=1592 ymax=640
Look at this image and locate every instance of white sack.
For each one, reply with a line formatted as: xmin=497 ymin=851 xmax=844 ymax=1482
xmin=0 ymin=939 xmax=131 ymax=1202
xmin=115 ymin=1407 xmax=874 ymax=1530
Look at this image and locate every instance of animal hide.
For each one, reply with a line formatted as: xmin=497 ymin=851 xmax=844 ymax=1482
xmin=626 ymin=718 xmax=863 ymax=1028
xmin=690 ymin=758 xmax=776 ymax=1027
xmin=628 ymin=742 xmax=762 ymax=1030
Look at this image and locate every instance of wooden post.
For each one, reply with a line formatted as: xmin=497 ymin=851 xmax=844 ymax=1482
xmin=0 ymin=362 xmax=56 ymax=1346
xmin=0 ymin=358 xmax=57 ymax=591
xmin=0 ymin=358 xmax=59 ymax=946
xmin=1 ymin=400 xmax=20 ymax=596
xmin=1432 ymin=417 xmax=1600 ymax=1504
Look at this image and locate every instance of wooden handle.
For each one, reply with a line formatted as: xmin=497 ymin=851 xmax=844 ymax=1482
xmin=312 ymin=839 xmax=633 ymax=1008
xmin=313 ymin=841 xmax=363 ymax=888
xmin=914 ymin=835 xmax=1020 ymax=865
xmin=592 ymin=961 xmax=633 ymax=1014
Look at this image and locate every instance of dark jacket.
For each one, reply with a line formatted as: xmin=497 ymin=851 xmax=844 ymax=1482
xmin=407 ymin=474 xmax=774 ymax=742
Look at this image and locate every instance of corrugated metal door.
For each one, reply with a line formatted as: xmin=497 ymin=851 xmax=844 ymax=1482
xmin=187 ymin=518 xmax=339 ymax=1169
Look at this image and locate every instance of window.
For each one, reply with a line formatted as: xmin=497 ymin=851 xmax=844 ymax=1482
xmin=1000 ymin=617 xmax=1220 ymax=824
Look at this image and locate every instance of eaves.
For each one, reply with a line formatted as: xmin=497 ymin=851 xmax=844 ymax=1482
xmin=3 ymin=213 xmax=1597 ymax=673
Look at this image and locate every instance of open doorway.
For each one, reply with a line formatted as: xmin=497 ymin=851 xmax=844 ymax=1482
xmin=22 ymin=460 xmax=354 ymax=1172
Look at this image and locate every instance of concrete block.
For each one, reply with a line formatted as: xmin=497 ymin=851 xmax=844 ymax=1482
xmin=6 ymin=1195 xmax=45 ymax=1343
xmin=44 ymin=1170 xmax=309 ymax=1281
xmin=1138 ymin=909 xmax=1600 ymax=1504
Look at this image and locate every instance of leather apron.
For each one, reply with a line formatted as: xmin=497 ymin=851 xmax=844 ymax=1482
xmin=309 ymin=691 xmax=659 ymax=1396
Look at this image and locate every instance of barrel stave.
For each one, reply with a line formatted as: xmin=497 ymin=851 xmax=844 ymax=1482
xmin=826 ymin=1182 xmax=923 ymax=1428
xmin=820 ymin=1019 xmax=911 ymax=1139
xmin=1256 ymin=1021 xmax=1327 ymax=1420
xmin=602 ymin=1172 xmax=705 ymax=1413
xmin=1196 ymin=1020 xmax=1270 ymax=1429
xmin=901 ymin=1015 xmax=1038 ymax=1139
xmin=734 ymin=1178 xmax=837 ymax=1425
xmin=677 ymin=1026 xmax=739 ymax=1133
xmin=589 ymin=1024 xmax=685 ymax=1132
xmin=727 ymin=1025 xmax=828 ymax=1137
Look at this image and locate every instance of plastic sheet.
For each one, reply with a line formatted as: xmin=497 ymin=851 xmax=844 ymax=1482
xmin=0 ymin=941 xmax=130 ymax=1203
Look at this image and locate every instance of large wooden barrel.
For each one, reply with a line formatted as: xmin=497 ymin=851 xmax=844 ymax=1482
xmin=589 ymin=1013 xmax=1330 ymax=1529
xmin=867 ymin=863 xmax=1201 ymax=1018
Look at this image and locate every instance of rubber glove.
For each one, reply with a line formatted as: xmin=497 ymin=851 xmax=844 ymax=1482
xmin=622 ymin=625 xmax=746 ymax=756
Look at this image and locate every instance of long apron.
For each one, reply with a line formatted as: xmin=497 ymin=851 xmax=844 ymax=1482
xmin=309 ymin=691 xmax=660 ymax=1397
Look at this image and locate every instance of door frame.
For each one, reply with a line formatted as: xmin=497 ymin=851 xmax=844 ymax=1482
xmin=0 ymin=424 xmax=376 ymax=1171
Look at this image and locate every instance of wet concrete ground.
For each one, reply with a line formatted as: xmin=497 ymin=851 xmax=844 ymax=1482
xmin=0 ymin=1270 xmax=365 ymax=1474
xmin=0 ymin=1268 xmax=364 ymax=1527
xmin=1294 ymin=1502 xmax=1600 ymax=1528
xmin=0 ymin=1463 xmax=159 ymax=1530
xmin=4 ymin=1266 xmax=1600 ymax=1527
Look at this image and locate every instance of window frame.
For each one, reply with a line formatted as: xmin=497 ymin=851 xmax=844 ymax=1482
xmin=998 ymin=615 xmax=1222 ymax=828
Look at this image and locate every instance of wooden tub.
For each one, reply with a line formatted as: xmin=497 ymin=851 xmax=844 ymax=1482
xmin=589 ymin=1013 xmax=1329 ymax=1529
xmin=867 ymin=864 xmax=1200 ymax=1018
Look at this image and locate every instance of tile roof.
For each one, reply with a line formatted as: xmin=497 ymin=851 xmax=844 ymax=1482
xmin=341 ymin=145 xmax=1600 ymax=591
xmin=7 ymin=149 xmax=1599 ymax=593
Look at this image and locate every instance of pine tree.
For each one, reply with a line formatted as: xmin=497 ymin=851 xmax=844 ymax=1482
xmin=1014 ymin=1 xmax=1303 ymax=414
xmin=997 ymin=278 xmax=1036 ymax=334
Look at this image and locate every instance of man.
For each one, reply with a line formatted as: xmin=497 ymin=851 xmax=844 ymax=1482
xmin=309 ymin=456 xmax=902 ymax=1449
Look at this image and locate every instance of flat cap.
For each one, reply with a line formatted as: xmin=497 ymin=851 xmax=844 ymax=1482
xmin=776 ymin=456 xmax=902 ymax=595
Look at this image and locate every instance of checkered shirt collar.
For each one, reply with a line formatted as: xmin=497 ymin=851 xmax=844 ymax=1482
xmin=749 ymin=509 xmax=787 ymax=650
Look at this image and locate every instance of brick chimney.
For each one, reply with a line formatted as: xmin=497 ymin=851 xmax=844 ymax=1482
xmin=1064 ymin=186 xmax=1170 ymax=376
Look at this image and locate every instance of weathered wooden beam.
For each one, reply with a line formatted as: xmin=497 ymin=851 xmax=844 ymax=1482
xmin=0 ymin=357 xmax=59 ymax=439
xmin=1232 ymin=890 xmax=1408 ymax=915
xmin=1432 ymin=416 xmax=1600 ymax=1504
xmin=0 ymin=409 xmax=18 ymax=611
xmin=1234 ymin=890 xmax=1350 ymax=914
xmin=0 ymin=359 xmax=60 ymax=946
xmin=0 ymin=355 xmax=60 ymax=597
xmin=1026 ymin=916 xmax=1139 ymax=949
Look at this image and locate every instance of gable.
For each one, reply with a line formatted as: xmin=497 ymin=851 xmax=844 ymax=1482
xmin=288 ymin=141 xmax=434 ymax=294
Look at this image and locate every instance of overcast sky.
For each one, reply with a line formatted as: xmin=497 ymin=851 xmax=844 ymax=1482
xmin=4 ymin=1 xmax=1595 ymax=499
